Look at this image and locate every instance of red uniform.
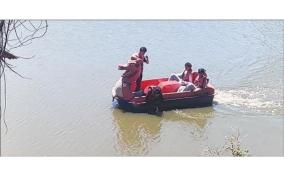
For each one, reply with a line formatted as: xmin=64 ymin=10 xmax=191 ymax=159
xmin=130 ymin=52 xmax=148 ymax=91
xmin=115 ymin=59 xmax=143 ymax=100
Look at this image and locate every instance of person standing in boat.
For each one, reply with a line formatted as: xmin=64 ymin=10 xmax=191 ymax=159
xmin=130 ymin=47 xmax=149 ymax=92
xmin=112 ymin=59 xmax=143 ymax=101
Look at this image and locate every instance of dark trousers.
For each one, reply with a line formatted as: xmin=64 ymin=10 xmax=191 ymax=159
xmin=135 ymin=73 xmax=143 ymax=91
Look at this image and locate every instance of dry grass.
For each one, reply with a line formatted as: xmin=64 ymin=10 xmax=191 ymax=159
xmin=203 ymin=129 xmax=249 ymax=157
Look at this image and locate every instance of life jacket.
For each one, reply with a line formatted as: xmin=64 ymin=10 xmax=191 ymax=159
xmin=194 ymin=74 xmax=208 ymax=88
xmin=181 ymin=69 xmax=193 ymax=82
xmin=121 ymin=59 xmax=143 ymax=83
xmin=131 ymin=52 xmax=146 ymax=70
xmin=115 ymin=59 xmax=143 ymax=101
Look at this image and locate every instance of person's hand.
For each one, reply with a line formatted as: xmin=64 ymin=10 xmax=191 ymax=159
xmin=118 ymin=64 xmax=126 ymax=70
xmin=144 ymin=55 xmax=149 ymax=64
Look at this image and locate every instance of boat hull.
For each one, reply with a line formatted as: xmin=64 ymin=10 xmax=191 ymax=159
xmin=112 ymin=77 xmax=215 ymax=113
xmin=113 ymin=93 xmax=214 ymax=113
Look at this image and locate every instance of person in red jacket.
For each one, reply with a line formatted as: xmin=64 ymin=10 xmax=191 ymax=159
xmin=177 ymin=67 xmax=208 ymax=92
xmin=194 ymin=68 xmax=208 ymax=88
xmin=130 ymin=47 xmax=149 ymax=91
xmin=169 ymin=62 xmax=193 ymax=83
xmin=112 ymin=59 xmax=143 ymax=100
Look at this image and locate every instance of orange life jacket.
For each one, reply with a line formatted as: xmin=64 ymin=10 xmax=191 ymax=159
xmin=121 ymin=59 xmax=143 ymax=83
xmin=120 ymin=59 xmax=143 ymax=100
xmin=131 ymin=52 xmax=146 ymax=70
xmin=181 ymin=69 xmax=193 ymax=82
xmin=194 ymin=74 xmax=208 ymax=88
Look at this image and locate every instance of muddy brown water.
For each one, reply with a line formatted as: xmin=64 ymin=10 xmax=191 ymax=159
xmin=1 ymin=20 xmax=283 ymax=156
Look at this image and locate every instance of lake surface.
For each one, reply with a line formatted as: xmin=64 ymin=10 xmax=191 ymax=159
xmin=1 ymin=20 xmax=283 ymax=156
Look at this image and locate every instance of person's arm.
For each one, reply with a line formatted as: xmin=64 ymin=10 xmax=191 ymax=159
xmin=118 ymin=63 xmax=129 ymax=70
xmin=131 ymin=53 xmax=149 ymax=64
xmin=200 ymin=76 xmax=208 ymax=88
xmin=144 ymin=55 xmax=149 ymax=64
xmin=177 ymin=70 xmax=184 ymax=79
xmin=131 ymin=53 xmax=140 ymax=60
xmin=179 ymin=70 xmax=186 ymax=80
xmin=122 ymin=63 xmax=136 ymax=78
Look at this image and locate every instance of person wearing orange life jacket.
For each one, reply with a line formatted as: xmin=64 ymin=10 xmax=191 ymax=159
xmin=178 ymin=68 xmax=208 ymax=92
xmin=169 ymin=62 xmax=193 ymax=83
xmin=112 ymin=59 xmax=143 ymax=101
xmin=130 ymin=47 xmax=149 ymax=91
xmin=168 ymin=62 xmax=196 ymax=92
xmin=193 ymin=68 xmax=208 ymax=88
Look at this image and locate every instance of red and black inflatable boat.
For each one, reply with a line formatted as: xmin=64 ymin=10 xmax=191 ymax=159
xmin=113 ymin=77 xmax=215 ymax=113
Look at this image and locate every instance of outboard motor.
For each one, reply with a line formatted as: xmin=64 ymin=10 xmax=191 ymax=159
xmin=145 ymin=86 xmax=163 ymax=114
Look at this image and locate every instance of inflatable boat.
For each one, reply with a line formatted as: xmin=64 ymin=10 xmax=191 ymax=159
xmin=113 ymin=77 xmax=215 ymax=113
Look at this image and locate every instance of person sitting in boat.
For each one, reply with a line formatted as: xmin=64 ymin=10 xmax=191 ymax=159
xmin=177 ymin=81 xmax=196 ymax=92
xmin=130 ymin=47 xmax=149 ymax=92
xmin=177 ymin=68 xmax=209 ymax=92
xmin=193 ymin=68 xmax=208 ymax=89
xmin=168 ymin=62 xmax=195 ymax=92
xmin=112 ymin=59 xmax=144 ymax=101
xmin=168 ymin=62 xmax=193 ymax=83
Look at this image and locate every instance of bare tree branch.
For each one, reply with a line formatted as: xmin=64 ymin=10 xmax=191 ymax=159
xmin=0 ymin=20 xmax=48 ymax=140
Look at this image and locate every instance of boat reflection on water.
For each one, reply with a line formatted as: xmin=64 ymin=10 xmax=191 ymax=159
xmin=112 ymin=107 xmax=215 ymax=155
xmin=112 ymin=109 xmax=162 ymax=155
